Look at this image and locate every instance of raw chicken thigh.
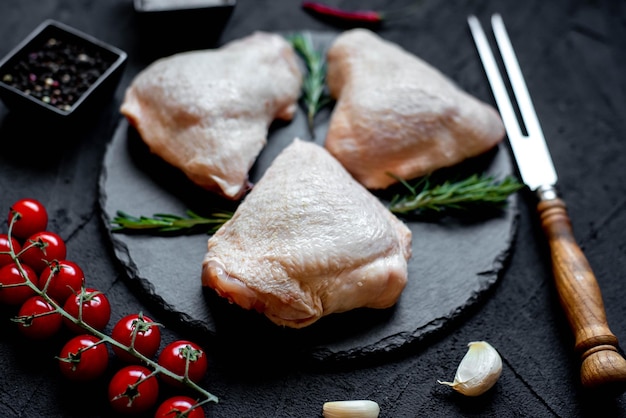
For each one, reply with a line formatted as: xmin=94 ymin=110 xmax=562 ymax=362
xmin=202 ymin=139 xmax=412 ymax=328
xmin=120 ymin=32 xmax=302 ymax=200
xmin=325 ymin=29 xmax=505 ymax=190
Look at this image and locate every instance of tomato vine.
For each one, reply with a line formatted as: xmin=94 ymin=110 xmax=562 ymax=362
xmin=1 ymin=198 xmax=216 ymax=416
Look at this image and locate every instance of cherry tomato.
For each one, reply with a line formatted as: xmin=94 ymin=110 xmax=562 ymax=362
xmin=63 ymin=287 xmax=112 ymax=333
xmin=108 ymin=365 xmax=159 ymax=415
xmin=0 ymin=263 xmax=37 ymax=305
xmin=111 ymin=313 xmax=161 ymax=363
xmin=20 ymin=231 xmax=67 ymax=273
xmin=158 ymin=340 xmax=208 ymax=386
xmin=16 ymin=295 xmax=62 ymax=339
xmin=58 ymin=334 xmax=109 ymax=381
xmin=155 ymin=396 xmax=205 ymax=418
xmin=38 ymin=260 xmax=85 ymax=304
xmin=8 ymin=198 xmax=48 ymax=240
xmin=0 ymin=234 xmax=21 ymax=267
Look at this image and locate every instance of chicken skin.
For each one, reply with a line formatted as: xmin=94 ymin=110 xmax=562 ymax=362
xmin=121 ymin=32 xmax=302 ymax=200
xmin=325 ymin=29 xmax=505 ymax=190
xmin=202 ymin=138 xmax=412 ymax=328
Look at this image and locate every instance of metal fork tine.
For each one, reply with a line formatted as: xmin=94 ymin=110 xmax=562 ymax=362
xmin=490 ymin=14 xmax=544 ymax=141
xmin=467 ymin=15 xmax=523 ymax=141
xmin=468 ymin=14 xmax=557 ymax=191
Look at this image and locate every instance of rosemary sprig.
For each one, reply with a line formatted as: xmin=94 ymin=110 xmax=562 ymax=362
xmin=389 ymin=173 xmax=524 ymax=215
xmin=288 ymin=32 xmax=333 ymax=137
xmin=110 ymin=175 xmax=521 ymax=235
xmin=111 ymin=210 xmax=232 ymax=234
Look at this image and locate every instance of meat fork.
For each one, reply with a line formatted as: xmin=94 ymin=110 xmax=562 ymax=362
xmin=468 ymin=14 xmax=626 ymax=390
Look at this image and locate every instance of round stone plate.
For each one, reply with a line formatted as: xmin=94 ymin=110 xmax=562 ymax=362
xmin=98 ymin=33 xmax=518 ymax=363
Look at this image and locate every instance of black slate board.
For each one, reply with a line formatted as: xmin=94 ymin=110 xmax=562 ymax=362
xmin=98 ymin=33 xmax=518 ymax=362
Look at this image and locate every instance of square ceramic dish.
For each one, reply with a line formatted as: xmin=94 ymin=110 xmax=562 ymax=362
xmin=133 ymin=0 xmax=237 ymax=56
xmin=0 ymin=19 xmax=127 ymax=122
xmin=133 ymin=0 xmax=236 ymax=13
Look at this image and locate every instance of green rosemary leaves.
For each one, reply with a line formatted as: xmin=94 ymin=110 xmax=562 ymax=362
xmin=288 ymin=33 xmax=333 ymax=136
xmin=111 ymin=210 xmax=232 ymax=234
xmin=389 ymin=174 xmax=523 ymax=215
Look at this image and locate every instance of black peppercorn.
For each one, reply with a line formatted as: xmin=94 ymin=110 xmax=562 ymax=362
xmin=1 ymin=36 xmax=115 ymax=111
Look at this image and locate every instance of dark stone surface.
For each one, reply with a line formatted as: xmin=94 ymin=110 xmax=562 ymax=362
xmin=1 ymin=1 xmax=625 ymax=417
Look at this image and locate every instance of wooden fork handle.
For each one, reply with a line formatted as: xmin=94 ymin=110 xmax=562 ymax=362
xmin=538 ymin=197 xmax=626 ymax=390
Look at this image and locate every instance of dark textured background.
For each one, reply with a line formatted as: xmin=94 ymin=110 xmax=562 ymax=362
xmin=0 ymin=0 xmax=625 ymax=417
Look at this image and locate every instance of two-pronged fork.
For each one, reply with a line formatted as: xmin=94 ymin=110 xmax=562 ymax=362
xmin=468 ymin=13 xmax=626 ymax=391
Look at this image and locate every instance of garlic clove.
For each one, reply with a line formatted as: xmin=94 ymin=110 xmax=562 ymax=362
xmin=437 ymin=340 xmax=502 ymax=397
xmin=323 ymin=400 xmax=380 ymax=418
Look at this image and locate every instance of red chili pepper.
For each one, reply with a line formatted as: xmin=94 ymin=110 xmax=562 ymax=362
xmin=302 ymin=1 xmax=383 ymax=26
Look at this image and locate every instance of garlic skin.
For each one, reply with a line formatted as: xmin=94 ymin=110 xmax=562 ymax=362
xmin=438 ymin=340 xmax=502 ymax=396
xmin=323 ymin=400 xmax=380 ymax=418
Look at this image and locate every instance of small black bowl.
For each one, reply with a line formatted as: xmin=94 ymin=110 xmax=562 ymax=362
xmin=133 ymin=0 xmax=237 ymax=58
xmin=0 ymin=19 xmax=127 ymax=123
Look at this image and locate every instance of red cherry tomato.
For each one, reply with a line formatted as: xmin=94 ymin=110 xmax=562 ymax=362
xmin=63 ymin=287 xmax=112 ymax=333
xmin=16 ymin=295 xmax=62 ymax=339
xmin=8 ymin=198 xmax=48 ymax=240
xmin=158 ymin=340 xmax=208 ymax=386
xmin=108 ymin=365 xmax=159 ymax=415
xmin=111 ymin=313 xmax=161 ymax=363
xmin=0 ymin=234 xmax=21 ymax=267
xmin=155 ymin=396 xmax=205 ymax=418
xmin=38 ymin=260 xmax=85 ymax=304
xmin=58 ymin=334 xmax=109 ymax=381
xmin=20 ymin=231 xmax=67 ymax=273
xmin=0 ymin=263 xmax=37 ymax=305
